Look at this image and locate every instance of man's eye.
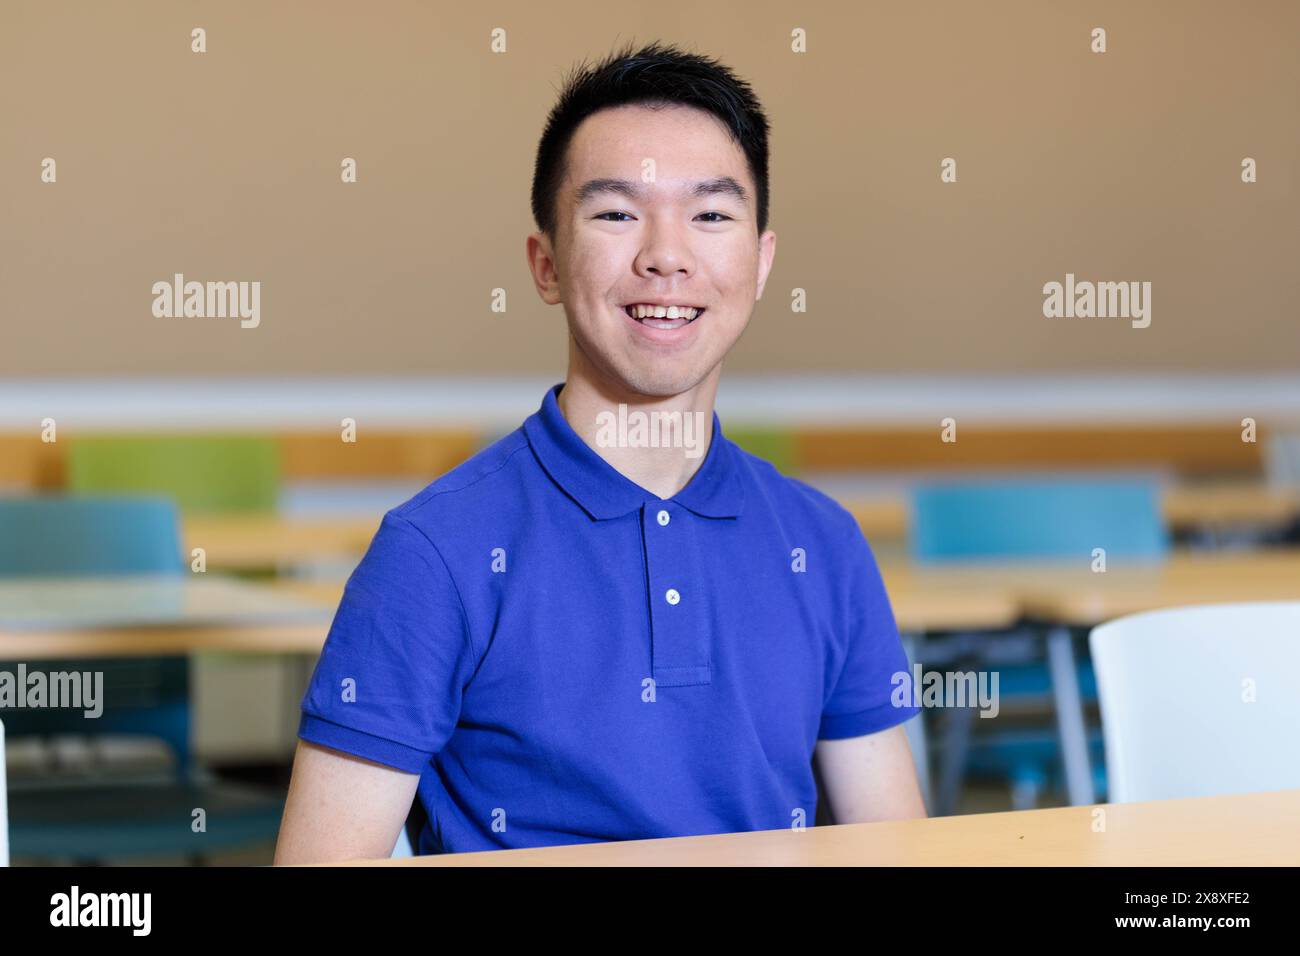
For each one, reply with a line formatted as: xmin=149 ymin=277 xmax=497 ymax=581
xmin=696 ymin=212 xmax=733 ymax=222
xmin=595 ymin=212 xmax=634 ymax=222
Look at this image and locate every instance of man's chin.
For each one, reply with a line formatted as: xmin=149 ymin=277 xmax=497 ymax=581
xmin=569 ymin=332 xmax=722 ymax=401
xmin=615 ymin=366 xmax=718 ymax=402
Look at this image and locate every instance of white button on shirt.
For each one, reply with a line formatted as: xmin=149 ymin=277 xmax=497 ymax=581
xmin=665 ymin=588 xmax=681 ymax=606
xmin=656 ymin=509 xmax=671 ymax=526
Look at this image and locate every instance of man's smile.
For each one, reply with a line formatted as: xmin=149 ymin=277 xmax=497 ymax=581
xmin=620 ymin=299 xmax=707 ymax=333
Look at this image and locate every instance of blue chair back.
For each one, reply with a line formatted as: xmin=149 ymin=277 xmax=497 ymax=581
xmin=0 ymin=496 xmax=184 ymax=577
xmin=0 ymin=495 xmax=191 ymax=772
xmin=909 ymin=475 xmax=1169 ymax=563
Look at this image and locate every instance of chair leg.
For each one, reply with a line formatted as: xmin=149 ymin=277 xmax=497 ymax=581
xmin=1010 ymin=774 xmax=1042 ymax=812
xmin=1046 ymin=626 xmax=1095 ymax=806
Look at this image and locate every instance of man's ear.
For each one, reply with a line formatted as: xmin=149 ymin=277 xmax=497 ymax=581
xmin=754 ymin=228 xmax=777 ymax=301
xmin=525 ymin=231 xmax=563 ymax=305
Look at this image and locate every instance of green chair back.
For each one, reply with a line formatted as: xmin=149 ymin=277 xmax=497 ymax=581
xmin=67 ymin=436 xmax=279 ymax=514
xmin=723 ymin=426 xmax=797 ymax=475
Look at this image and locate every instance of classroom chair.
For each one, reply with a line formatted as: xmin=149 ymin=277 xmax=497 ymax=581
xmin=0 ymin=495 xmax=184 ymax=576
xmin=1090 ymin=601 xmax=1300 ymax=803
xmin=68 ymin=435 xmax=299 ymax=764
xmin=910 ymin=475 xmax=1168 ymax=563
xmin=1264 ymin=432 xmax=1300 ymax=545
xmin=908 ymin=474 xmax=1169 ymax=812
xmin=0 ymin=495 xmax=286 ymax=863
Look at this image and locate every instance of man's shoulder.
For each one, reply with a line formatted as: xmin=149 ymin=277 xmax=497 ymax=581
xmin=388 ymin=427 xmax=534 ymax=529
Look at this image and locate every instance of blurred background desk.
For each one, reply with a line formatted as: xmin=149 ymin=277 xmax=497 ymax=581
xmin=0 ymin=575 xmax=332 ymax=659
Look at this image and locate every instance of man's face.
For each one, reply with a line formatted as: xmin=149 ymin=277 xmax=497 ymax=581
xmin=530 ymin=103 xmax=776 ymax=398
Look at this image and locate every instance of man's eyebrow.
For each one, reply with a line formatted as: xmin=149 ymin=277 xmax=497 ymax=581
xmin=574 ymin=176 xmax=750 ymax=206
xmin=575 ymin=178 xmax=643 ymax=204
xmin=691 ymin=176 xmax=749 ymax=205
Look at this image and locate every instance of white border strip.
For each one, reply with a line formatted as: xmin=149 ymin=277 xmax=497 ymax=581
xmin=0 ymin=375 xmax=1297 ymax=429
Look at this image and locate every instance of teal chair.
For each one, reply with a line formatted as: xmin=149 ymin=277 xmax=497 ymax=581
xmin=910 ymin=476 xmax=1168 ymax=564
xmin=0 ymin=495 xmax=286 ymax=862
xmin=0 ymin=496 xmax=184 ymax=577
xmin=909 ymin=475 xmax=1169 ymax=811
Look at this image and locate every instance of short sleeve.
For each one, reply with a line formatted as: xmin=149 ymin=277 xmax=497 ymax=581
xmin=298 ymin=511 xmax=477 ymax=772
xmin=818 ymin=521 xmax=920 ymax=740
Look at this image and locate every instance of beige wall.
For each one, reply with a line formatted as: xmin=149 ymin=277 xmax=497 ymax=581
xmin=3 ymin=0 xmax=1296 ymax=377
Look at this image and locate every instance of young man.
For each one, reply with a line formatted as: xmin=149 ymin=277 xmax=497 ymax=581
xmin=275 ymin=41 xmax=925 ymax=864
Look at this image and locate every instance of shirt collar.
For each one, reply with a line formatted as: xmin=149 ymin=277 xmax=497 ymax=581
xmin=523 ymin=383 xmax=747 ymax=521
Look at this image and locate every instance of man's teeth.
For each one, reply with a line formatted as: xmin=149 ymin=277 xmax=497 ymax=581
xmin=626 ymin=304 xmax=701 ymax=320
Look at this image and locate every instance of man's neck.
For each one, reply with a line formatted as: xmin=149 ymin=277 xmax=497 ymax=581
xmin=556 ymin=365 xmax=720 ymax=501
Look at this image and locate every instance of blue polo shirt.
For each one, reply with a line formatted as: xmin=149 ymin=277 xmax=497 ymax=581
xmin=299 ymin=383 xmax=917 ymax=854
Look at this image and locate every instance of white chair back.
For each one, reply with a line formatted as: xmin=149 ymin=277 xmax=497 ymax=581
xmin=1264 ymin=431 xmax=1300 ymax=487
xmin=1090 ymin=602 xmax=1300 ymax=803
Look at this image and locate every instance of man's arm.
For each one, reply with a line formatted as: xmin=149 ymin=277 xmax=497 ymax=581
xmin=814 ymin=724 xmax=927 ymax=825
xmin=274 ymin=740 xmax=420 ymax=865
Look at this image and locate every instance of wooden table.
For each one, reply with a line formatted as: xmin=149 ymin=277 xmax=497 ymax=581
xmin=339 ymin=788 xmax=1300 ymax=866
xmin=0 ymin=575 xmax=333 ymax=659
xmin=886 ymin=551 xmax=1300 ymax=626
xmin=1015 ymin=551 xmax=1300 ymax=625
xmin=1164 ymin=484 xmax=1300 ymax=526
xmin=183 ymin=515 xmax=379 ymax=571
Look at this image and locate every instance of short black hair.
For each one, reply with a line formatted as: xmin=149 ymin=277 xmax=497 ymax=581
xmin=530 ymin=41 xmax=771 ymax=240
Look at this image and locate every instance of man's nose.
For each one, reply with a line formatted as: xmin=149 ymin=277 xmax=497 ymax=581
xmin=636 ymin=224 xmax=694 ymax=277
